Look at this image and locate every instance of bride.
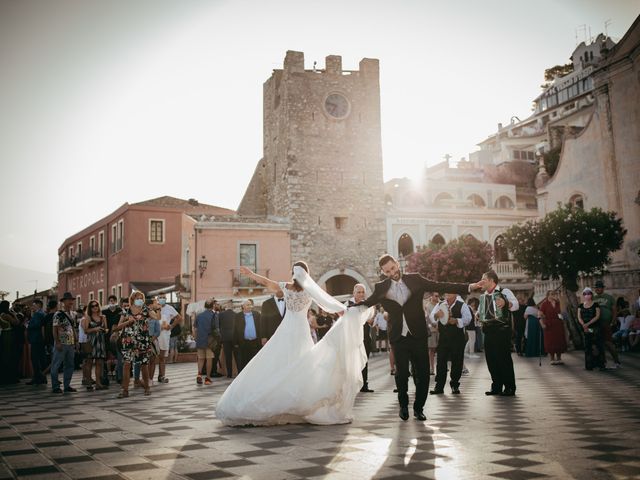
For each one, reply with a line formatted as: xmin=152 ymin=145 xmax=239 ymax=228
xmin=215 ymin=261 xmax=373 ymax=426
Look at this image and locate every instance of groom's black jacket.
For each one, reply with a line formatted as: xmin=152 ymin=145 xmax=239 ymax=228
xmin=364 ymin=273 xmax=469 ymax=344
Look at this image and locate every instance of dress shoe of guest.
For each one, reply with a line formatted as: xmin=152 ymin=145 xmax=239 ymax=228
xmin=451 ymin=387 xmax=461 ymax=394
xmin=485 ymin=389 xmax=502 ymax=396
xmin=429 ymin=388 xmax=444 ymax=394
xmin=360 ymin=386 xmax=374 ymax=393
xmin=414 ymin=410 xmax=427 ymax=421
xmin=51 ymin=388 xmax=63 ymax=394
xmin=399 ymin=406 xmax=409 ymax=421
xmin=500 ymin=388 xmax=516 ymax=396
xmin=64 ymin=387 xmax=78 ymax=393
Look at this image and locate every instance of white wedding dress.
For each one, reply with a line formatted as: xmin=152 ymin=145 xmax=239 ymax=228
xmin=215 ymin=266 xmax=373 ymax=426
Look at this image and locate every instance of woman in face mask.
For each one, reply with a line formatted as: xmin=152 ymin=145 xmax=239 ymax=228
xmin=115 ymin=291 xmax=159 ymax=398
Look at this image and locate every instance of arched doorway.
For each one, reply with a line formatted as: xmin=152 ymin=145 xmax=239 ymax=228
xmin=398 ymin=233 xmax=415 ymax=257
xmin=325 ymin=275 xmax=358 ymax=296
xmin=494 ymin=235 xmax=509 ymax=262
xmin=431 ymin=234 xmax=446 ymax=247
xmin=316 ymin=268 xmax=371 ymax=297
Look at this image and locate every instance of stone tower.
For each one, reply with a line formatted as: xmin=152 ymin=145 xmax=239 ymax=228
xmin=238 ymin=51 xmax=386 ymax=293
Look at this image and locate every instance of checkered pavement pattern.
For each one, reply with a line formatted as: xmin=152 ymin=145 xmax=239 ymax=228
xmin=1 ymin=350 xmax=639 ymax=479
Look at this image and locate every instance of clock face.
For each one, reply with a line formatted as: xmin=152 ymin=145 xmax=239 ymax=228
xmin=324 ymin=93 xmax=350 ymax=119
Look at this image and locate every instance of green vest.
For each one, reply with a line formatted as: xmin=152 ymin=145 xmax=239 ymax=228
xmin=478 ymin=288 xmax=511 ymax=327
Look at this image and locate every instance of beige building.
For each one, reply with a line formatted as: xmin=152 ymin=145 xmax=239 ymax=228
xmin=386 ymin=160 xmax=539 ymax=292
xmin=535 ymin=16 xmax=640 ymax=299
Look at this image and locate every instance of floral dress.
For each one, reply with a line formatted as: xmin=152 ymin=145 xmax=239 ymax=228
xmin=120 ymin=307 xmax=152 ymax=364
xmin=87 ymin=317 xmax=107 ymax=360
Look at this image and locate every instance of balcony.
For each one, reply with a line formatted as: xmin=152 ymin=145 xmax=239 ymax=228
xmin=76 ymin=249 xmax=105 ymax=267
xmin=492 ymin=261 xmax=531 ymax=288
xmin=58 ymin=256 xmax=81 ymax=273
xmin=230 ymin=268 xmax=270 ymax=295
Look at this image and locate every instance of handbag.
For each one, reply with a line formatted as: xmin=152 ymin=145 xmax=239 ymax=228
xmin=109 ymin=331 xmax=121 ymax=349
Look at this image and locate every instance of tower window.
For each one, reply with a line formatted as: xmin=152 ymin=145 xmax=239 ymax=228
xmin=335 ymin=217 xmax=348 ymax=230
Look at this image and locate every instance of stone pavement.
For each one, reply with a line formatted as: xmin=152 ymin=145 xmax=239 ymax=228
xmin=1 ymin=351 xmax=639 ymax=480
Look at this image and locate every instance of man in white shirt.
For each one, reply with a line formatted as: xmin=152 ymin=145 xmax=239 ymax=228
xmin=429 ymin=294 xmax=472 ymax=395
xmin=373 ymin=306 xmax=388 ymax=353
xmin=157 ymin=295 xmax=182 ymax=383
xmin=363 ymin=254 xmax=479 ymax=422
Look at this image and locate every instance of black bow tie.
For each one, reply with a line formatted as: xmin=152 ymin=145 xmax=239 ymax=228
xmin=348 ymin=300 xmax=362 ymax=307
xmin=277 ymin=298 xmax=284 ymax=302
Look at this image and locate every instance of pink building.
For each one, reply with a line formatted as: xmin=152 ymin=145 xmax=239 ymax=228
xmin=57 ymin=197 xmax=293 ymax=315
xmin=190 ymin=216 xmax=292 ymax=303
xmin=57 ymin=197 xmax=233 ymax=307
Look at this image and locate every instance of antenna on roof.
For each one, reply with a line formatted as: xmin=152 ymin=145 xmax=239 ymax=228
xmin=604 ymin=19 xmax=612 ymax=38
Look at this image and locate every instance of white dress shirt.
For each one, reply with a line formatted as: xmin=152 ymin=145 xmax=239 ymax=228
xmin=385 ymin=278 xmax=412 ymax=336
xmin=275 ymin=296 xmax=286 ymax=317
xmin=429 ymin=296 xmax=472 ymax=328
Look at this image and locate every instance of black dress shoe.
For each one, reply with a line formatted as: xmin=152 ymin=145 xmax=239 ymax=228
xmin=500 ymin=388 xmax=516 ymax=396
xmin=485 ymin=390 xmax=502 ymax=396
xmin=451 ymin=387 xmax=460 ymax=394
xmin=360 ymin=386 xmax=374 ymax=393
xmin=414 ymin=410 xmax=426 ymax=421
xmin=429 ymin=388 xmax=444 ymax=394
xmin=399 ymin=406 xmax=409 ymax=421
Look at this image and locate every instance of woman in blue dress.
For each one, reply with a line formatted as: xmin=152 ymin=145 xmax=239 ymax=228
xmin=524 ymin=297 xmax=543 ymax=357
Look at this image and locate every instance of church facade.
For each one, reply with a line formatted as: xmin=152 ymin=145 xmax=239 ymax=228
xmin=238 ymin=51 xmax=387 ymax=294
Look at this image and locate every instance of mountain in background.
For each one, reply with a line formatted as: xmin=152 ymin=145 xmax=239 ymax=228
xmin=0 ymin=263 xmax=57 ymax=301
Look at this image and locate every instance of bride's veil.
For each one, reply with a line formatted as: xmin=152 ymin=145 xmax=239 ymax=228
xmin=293 ymin=266 xmax=346 ymax=314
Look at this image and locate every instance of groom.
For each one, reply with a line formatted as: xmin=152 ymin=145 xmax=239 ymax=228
xmin=363 ymin=254 xmax=475 ymax=421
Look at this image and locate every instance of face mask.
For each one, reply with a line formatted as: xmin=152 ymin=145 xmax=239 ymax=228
xmin=134 ymin=299 xmax=144 ymax=307
xmin=158 ymin=299 xmax=167 ymax=306
xmin=109 ymin=304 xmax=117 ymax=310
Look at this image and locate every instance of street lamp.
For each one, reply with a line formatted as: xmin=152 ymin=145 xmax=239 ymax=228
xmin=198 ymin=256 xmax=208 ymax=278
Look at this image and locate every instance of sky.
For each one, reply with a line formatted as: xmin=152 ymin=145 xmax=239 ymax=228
xmin=0 ymin=0 xmax=638 ymax=296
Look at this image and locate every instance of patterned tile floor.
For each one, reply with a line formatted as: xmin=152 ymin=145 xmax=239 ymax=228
xmin=1 ymin=350 xmax=639 ymax=480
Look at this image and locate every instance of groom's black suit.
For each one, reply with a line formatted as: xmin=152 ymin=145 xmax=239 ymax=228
xmin=364 ymin=273 xmax=469 ymax=415
xmin=261 ymin=297 xmax=285 ymax=340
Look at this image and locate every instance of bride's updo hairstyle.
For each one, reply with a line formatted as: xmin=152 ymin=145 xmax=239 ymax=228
xmin=291 ymin=261 xmax=309 ymax=292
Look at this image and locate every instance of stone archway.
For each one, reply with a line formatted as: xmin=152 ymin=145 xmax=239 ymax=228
xmin=316 ymin=268 xmax=371 ymax=296
xmin=397 ymin=233 xmax=415 ymax=257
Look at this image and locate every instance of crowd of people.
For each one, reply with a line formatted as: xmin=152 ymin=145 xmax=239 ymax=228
xmin=1 ymin=277 xmax=639 ymax=410
xmin=0 ymin=291 xmax=183 ymax=398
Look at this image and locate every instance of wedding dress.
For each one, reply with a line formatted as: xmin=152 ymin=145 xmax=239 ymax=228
xmin=215 ymin=266 xmax=373 ymax=426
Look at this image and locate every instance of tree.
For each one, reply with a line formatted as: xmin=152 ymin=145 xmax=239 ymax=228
xmin=540 ymin=63 xmax=574 ymax=89
xmin=407 ymin=235 xmax=493 ymax=283
xmin=502 ymin=204 xmax=626 ymax=348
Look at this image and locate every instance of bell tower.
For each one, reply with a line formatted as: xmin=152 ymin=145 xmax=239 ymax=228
xmin=239 ymin=51 xmax=386 ymax=293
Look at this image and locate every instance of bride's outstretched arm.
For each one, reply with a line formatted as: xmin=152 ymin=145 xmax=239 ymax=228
xmin=239 ymin=266 xmax=282 ymax=294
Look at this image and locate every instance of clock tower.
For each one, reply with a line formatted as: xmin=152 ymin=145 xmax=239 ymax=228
xmin=238 ymin=51 xmax=386 ymax=293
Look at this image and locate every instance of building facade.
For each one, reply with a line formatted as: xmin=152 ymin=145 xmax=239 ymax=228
xmin=238 ymin=51 xmax=387 ymax=294
xmin=534 ymin=17 xmax=640 ymax=299
xmin=386 ymin=161 xmax=539 ymax=292
xmin=185 ymin=215 xmax=292 ymax=303
xmin=56 ymin=197 xmax=233 ymax=308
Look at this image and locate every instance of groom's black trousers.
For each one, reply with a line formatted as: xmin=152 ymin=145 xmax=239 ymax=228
xmin=392 ymin=334 xmax=429 ymax=411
